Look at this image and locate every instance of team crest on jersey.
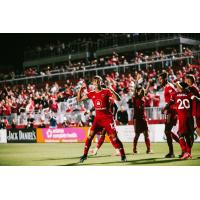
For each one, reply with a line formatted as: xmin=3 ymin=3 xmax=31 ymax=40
xmin=95 ymin=99 xmax=102 ymax=107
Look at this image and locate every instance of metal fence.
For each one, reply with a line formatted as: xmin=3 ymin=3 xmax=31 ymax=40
xmin=1 ymin=52 xmax=198 ymax=85
xmin=0 ymin=104 xmax=165 ymax=126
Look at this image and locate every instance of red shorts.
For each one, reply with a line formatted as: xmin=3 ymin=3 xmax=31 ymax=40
xmin=90 ymin=115 xmax=116 ymax=136
xmin=134 ymin=118 xmax=148 ymax=134
xmin=177 ymin=117 xmax=194 ymax=135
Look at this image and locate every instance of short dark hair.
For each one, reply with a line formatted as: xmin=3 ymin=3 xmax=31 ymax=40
xmin=93 ymin=75 xmax=103 ymax=82
xmin=185 ymin=74 xmax=195 ymax=84
xmin=159 ymin=72 xmax=168 ymax=80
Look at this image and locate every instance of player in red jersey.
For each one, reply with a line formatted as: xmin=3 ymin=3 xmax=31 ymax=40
xmin=159 ymin=72 xmax=180 ymax=158
xmin=132 ymin=85 xmax=151 ymax=154
xmin=90 ymin=98 xmax=120 ymax=156
xmin=185 ymin=74 xmax=200 ymax=137
xmin=77 ymin=76 xmax=127 ymax=162
xmin=164 ymin=82 xmax=195 ymax=159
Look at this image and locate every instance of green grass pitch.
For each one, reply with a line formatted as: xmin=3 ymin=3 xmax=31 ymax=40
xmin=0 ymin=142 xmax=200 ymax=166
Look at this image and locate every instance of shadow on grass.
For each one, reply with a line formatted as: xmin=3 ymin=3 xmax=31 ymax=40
xmin=60 ymin=157 xmax=200 ymax=166
xmin=35 ymin=154 xmax=111 ymax=162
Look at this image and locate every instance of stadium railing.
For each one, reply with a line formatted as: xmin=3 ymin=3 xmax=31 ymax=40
xmin=0 ymin=105 xmax=165 ymax=126
xmin=1 ymin=51 xmax=199 ymax=85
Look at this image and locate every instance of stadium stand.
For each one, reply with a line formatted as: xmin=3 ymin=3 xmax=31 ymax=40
xmin=0 ymin=34 xmax=200 ymax=129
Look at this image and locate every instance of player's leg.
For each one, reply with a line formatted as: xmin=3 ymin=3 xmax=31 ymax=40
xmin=185 ymin=118 xmax=194 ymax=158
xmin=143 ymin=130 xmax=151 ymax=153
xmin=104 ymin=119 xmax=127 ymax=161
xmin=170 ymin=114 xmax=179 ymax=143
xmin=195 ymin=117 xmax=200 ymax=137
xmin=80 ymin=120 xmax=100 ymax=162
xmin=171 ymin=132 xmax=179 ymax=143
xmin=90 ymin=128 xmax=105 ymax=155
xmin=133 ymin=132 xmax=140 ymax=154
xmin=179 ymin=118 xmax=192 ymax=160
xmin=179 ymin=133 xmax=187 ymax=158
xmin=164 ymin=114 xmax=175 ymax=158
xmin=80 ymin=130 xmax=96 ymax=162
xmin=133 ymin=119 xmax=140 ymax=153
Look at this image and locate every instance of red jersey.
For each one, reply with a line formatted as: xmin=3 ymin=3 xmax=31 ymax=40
xmin=132 ymin=96 xmax=146 ymax=119
xmin=172 ymin=92 xmax=193 ymax=119
xmin=87 ymin=89 xmax=113 ymax=117
xmin=164 ymin=82 xmax=176 ymax=104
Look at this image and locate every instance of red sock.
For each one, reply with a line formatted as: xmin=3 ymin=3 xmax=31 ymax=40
xmin=84 ymin=135 xmax=95 ymax=155
xmin=109 ymin=136 xmax=125 ymax=157
xmin=96 ymin=135 xmax=105 ymax=149
xmin=145 ymin=137 xmax=151 ymax=150
xmin=133 ymin=136 xmax=139 ymax=151
xmin=186 ymin=144 xmax=191 ymax=154
xmin=179 ymin=137 xmax=186 ymax=153
xmin=185 ymin=135 xmax=192 ymax=154
xmin=171 ymin=132 xmax=179 ymax=143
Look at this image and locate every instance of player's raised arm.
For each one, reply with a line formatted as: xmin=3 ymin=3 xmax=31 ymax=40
xmin=108 ymin=86 xmax=121 ymax=101
xmin=77 ymin=87 xmax=88 ymax=102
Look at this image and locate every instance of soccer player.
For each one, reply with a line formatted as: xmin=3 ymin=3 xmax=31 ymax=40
xmin=90 ymin=97 xmax=120 ymax=156
xmin=185 ymin=74 xmax=200 ymax=138
xmin=77 ymin=75 xmax=127 ymax=163
xmin=164 ymin=82 xmax=195 ymax=159
xmin=132 ymin=85 xmax=151 ymax=154
xmin=159 ymin=72 xmax=180 ymax=158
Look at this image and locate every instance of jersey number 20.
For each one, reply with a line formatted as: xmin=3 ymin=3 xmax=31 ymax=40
xmin=177 ymin=99 xmax=190 ymax=109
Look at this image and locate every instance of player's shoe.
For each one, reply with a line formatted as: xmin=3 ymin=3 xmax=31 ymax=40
xmin=133 ymin=149 xmax=138 ymax=154
xmin=180 ymin=152 xmax=192 ymax=160
xmin=79 ymin=155 xmax=87 ymax=163
xmin=178 ymin=152 xmax=185 ymax=158
xmin=146 ymin=149 xmax=153 ymax=154
xmin=164 ymin=153 xmax=175 ymax=158
xmin=121 ymin=156 xmax=127 ymax=162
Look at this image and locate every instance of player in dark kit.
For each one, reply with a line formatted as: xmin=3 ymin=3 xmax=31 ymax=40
xmin=77 ymin=75 xmax=127 ymax=163
xmin=132 ymin=85 xmax=151 ymax=154
xmin=185 ymin=74 xmax=200 ymax=137
xmin=159 ymin=72 xmax=180 ymax=158
xmin=164 ymin=82 xmax=195 ymax=159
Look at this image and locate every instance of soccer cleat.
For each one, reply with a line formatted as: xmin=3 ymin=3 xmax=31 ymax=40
xmin=133 ymin=149 xmax=138 ymax=154
xmin=178 ymin=152 xmax=185 ymax=158
xmin=79 ymin=155 xmax=87 ymax=163
xmin=146 ymin=149 xmax=153 ymax=154
xmin=121 ymin=156 xmax=127 ymax=162
xmin=164 ymin=153 xmax=175 ymax=158
xmin=180 ymin=152 xmax=192 ymax=160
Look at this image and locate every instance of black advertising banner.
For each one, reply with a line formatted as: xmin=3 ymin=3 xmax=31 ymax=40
xmin=7 ymin=129 xmax=37 ymax=143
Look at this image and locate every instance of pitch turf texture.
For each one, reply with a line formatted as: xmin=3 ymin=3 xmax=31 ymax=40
xmin=0 ymin=143 xmax=200 ymax=166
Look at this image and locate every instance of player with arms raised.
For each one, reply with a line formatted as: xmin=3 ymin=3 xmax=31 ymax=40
xmin=159 ymin=72 xmax=180 ymax=158
xmin=77 ymin=75 xmax=127 ymax=163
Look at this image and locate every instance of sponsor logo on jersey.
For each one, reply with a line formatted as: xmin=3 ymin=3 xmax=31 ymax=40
xmin=95 ymin=99 xmax=102 ymax=107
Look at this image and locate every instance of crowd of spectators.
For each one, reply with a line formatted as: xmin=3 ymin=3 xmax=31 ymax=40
xmin=0 ymin=46 xmax=195 ymax=81
xmin=0 ymin=58 xmax=199 ymax=129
